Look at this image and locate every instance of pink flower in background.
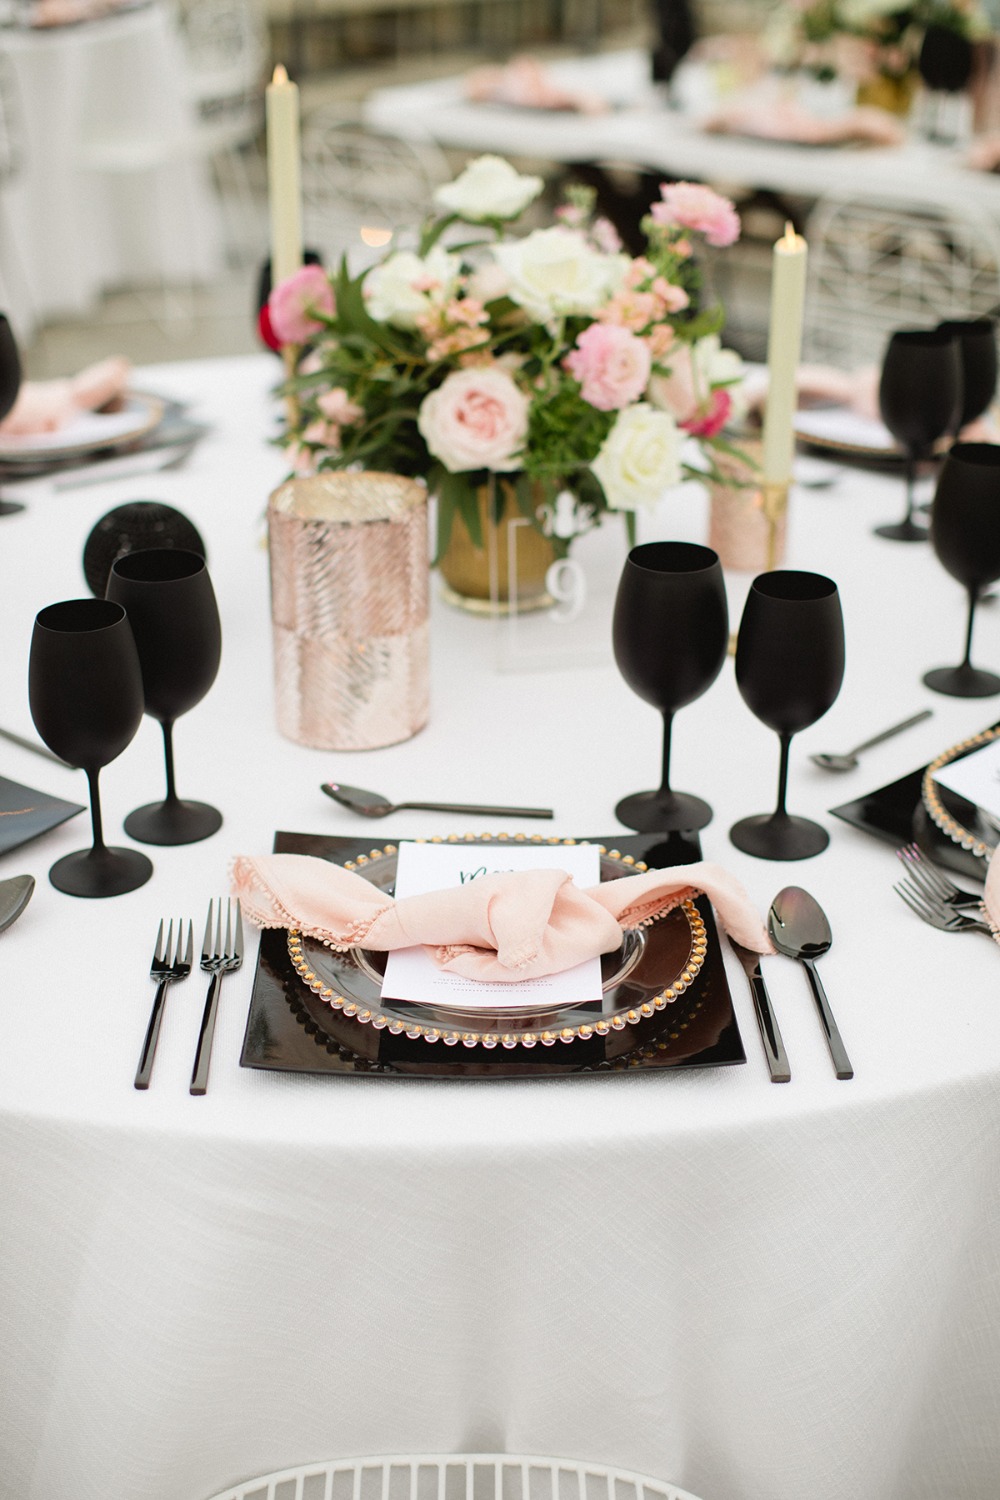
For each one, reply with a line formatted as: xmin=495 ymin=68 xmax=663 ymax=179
xmin=682 ymin=387 xmax=732 ymax=438
xmin=418 ymin=365 xmax=528 ymax=472
xmin=268 ymin=265 xmax=335 ymax=344
xmin=565 ymin=323 xmax=651 ymax=411
xmin=651 ymin=183 xmax=741 ymax=248
xmin=316 ymin=387 xmax=363 ymax=426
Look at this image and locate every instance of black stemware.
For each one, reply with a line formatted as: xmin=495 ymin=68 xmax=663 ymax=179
xmin=936 ymin=318 xmax=998 ymax=429
xmin=0 ymin=312 xmax=24 ymax=517
xmin=730 ymin=570 xmax=846 ymax=860
xmin=876 ymin=328 xmax=963 ymax=542
xmin=613 ymin=540 xmax=728 ymax=832
xmin=924 ymin=441 xmax=1000 ymax=697
xmin=28 ymin=599 xmax=152 ymax=897
xmin=106 ymin=548 xmax=222 ymax=845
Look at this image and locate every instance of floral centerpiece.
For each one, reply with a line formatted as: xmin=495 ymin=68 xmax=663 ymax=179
xmin=770 ymin=0 xmax=987 ymax=105
xmin=267 ymin=155 xmax=745 ymax=578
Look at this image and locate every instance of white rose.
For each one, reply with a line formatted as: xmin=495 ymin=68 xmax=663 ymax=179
xmin=493 ymin=227 xmax=628 ymax=323
xmin=418 ymin=365 xmax=529 ymax=473
xmin=363 ymin=246 xmax=459 ymax=328
xmin=592 ymin=403 xmax=682 ymax=510
xmin=433 ymin=155 xmax=543 ymax=221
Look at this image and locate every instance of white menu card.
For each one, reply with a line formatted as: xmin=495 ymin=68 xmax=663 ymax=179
xmin=931 ymin=737 xmax=1000 ymax=823
xmin=381 ymin=841 xmax=603 ymax=1008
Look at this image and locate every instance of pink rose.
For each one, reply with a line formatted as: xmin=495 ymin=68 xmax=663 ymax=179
xmin=650 ymin=183 xmax=740 ymax=248
xmin=268 ymin=264 xmax=335 ymax=345
xmin=418 ymin=365 xmax=529 ymax=473
xmin=647 ymin=345 xmax=696 ymax=422
xmin=564 ymin=323 xmax=651 ymax=412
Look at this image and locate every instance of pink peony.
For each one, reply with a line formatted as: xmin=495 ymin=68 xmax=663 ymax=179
xmin=418 ymin=365 xmax=529 ymax=473
xmin=268 ymin=264 xmax=335 ymax=345
xmin=650 ymin=183 xmax=740 ymax=248
xmin=564 ymin=323 xmax=651 ymax=412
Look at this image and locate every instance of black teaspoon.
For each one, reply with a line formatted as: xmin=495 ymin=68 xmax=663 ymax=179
xmin=321 ymin=781 xmax=554 ymax=819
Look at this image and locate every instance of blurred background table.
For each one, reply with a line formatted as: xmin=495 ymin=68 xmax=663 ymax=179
xmin=0 ymin=0 xmax=226 ymax=341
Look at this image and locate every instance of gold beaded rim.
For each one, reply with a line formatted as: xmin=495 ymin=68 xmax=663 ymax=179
xmin=285 ymin=839 xmax=708 ymax=1049
xmin=921 ymin=726 xmax=1000 ymax=862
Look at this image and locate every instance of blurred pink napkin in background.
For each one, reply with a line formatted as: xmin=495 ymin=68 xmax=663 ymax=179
xmin=703 ymin=95 xmax=905 ymax=147
xmin=0 ymin=356 xmax=131 ymax=436
xmin=231 ymin=853 xmax=773 ymax=983
xmin=464 ymin=55 xmax=610 ymax=115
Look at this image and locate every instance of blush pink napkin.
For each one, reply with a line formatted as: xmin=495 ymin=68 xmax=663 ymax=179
xmin=981 ymin=847 xmax=1000 ymax=946
xmin=0 ymin=357 xmax=131 ymax=437
xmin=231 ymin=853 xmax=773 ymax=982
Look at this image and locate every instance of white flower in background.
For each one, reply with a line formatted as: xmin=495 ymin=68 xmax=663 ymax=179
xmin=839 ymin=0 xmax=906 ymax=22
xmin=363 ymin=245 xmax=460 ymax=328
xmin=493 ymin=226 xmax=628 ymax=323
xmin=433 ymin=155 xmax=544 ymax=221
xmin=592 ymin=403 xmax=682 ymax=510
xmin=466 ymin=258 xmax=511 ymax=305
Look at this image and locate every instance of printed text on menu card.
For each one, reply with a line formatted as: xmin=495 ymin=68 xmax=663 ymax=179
xmin=381 ymin=841 xmax=603 ymax=1008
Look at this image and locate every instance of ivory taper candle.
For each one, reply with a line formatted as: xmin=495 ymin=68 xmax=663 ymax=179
xmin=266 ymin=64 xmax=303 ymax=291
xmin=762 ymin=222 xmax=808 ymax=485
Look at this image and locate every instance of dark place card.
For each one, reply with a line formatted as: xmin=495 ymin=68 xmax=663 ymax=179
xmin=0 ymin=775 xmax=85 ymax=857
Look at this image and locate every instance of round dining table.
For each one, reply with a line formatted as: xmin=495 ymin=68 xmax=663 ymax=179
xmin=1 ymin=353 xmax=999 ymax=1500
xmin=0 ymin=1 xmax=223 ymax=338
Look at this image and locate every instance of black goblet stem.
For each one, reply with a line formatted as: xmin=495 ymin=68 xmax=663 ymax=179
xmin=960 ymin=588 xmax=979 ymax=672
xmin=86 ymin=769 xmax=107 ymax=855
xmin=658 ymin=712 xmax=674 ymax=800
xmin=161 ymin=720 xmax=180 ymax=807
xmin=775 ymin=732 xmax=792 ymax=818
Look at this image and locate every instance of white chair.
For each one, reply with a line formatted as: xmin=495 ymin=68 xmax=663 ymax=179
xmin=177 ymin=0 xmax=269 ymax=265
xmin=300 ymin=112 xmax=452 ymax=272
xmin=201 ymin=1453 xmax=708 ymax=1500
xmin=804 ymin=193 xmax=1000 ymax=368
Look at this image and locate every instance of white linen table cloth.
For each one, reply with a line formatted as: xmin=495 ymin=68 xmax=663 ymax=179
xmin=1 ymin=355 xmax=999 ymax=1500
xmin=363 ymin=49 xmax=1000 ymax=223
xmin=0 ymin=1 xmax=223 ymax=338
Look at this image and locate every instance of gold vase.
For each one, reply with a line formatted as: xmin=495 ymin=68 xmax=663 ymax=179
xmin=438 ymin=478 xmax=555 ymax=615
xmin=856 ymin=69 xmax=917 ymax=116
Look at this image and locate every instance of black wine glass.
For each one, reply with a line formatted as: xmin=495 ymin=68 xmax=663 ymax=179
xmin=613 ymin=541 xmax=728 ymax=832
xmin=924 ymin=442 xmax=1000 ymax=697
xmin=876 ymin=328 xmax=963 ymax=542
xmin=937 ymin=319 xmax=998 ymax=429
xmin=0 ymin=312 xmax=24 ymax=517
xmin=28 ymin=599 xmax=152 ymax=896
xmin=730 ymin=571 xmax=845 ymax=860
xmin=919 ymin=22 xmax=973 ymax=92
xmin=106 ymin=548 xmax=222 ymax=845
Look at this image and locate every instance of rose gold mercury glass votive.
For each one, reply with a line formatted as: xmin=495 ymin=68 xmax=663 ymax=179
xmin=268 ymin=472 xmax=430 ymax=750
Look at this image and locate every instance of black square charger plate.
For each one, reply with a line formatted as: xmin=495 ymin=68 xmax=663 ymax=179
xmin=829 ymin=720 xmax=1000 ymax=882
xmin=240 ymin=829 xmax=746 ymax=1079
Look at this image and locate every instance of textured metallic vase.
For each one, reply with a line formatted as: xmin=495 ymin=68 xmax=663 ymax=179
xmin=268 ymin=472 xmax=430 ymax=750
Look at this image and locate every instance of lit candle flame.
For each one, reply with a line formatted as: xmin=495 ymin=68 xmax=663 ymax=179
xmin=271 ymin=63 xmax=288 ymax=85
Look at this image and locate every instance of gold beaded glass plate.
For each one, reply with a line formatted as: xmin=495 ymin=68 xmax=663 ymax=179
xmin=922 ymin=725 xmax=1000 ymax=862
xmin=286 ymin=840 xmax=707 ymax=1049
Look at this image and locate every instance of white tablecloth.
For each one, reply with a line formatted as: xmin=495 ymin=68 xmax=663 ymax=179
xmin=363 ymin=49 xmax=1000 ymax=222
xmin=0 ymin=2 xmax=223 ymax=339
xmin=1 ymin=355 xmax=999 ymax=1500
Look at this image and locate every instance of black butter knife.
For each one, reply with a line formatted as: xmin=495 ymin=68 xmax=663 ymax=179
xmin=728 ymin=938 xmax=791 ymax=1083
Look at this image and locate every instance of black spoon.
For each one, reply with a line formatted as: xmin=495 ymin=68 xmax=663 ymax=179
xmin=321 ymin=781 xmax=554 ymax=820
